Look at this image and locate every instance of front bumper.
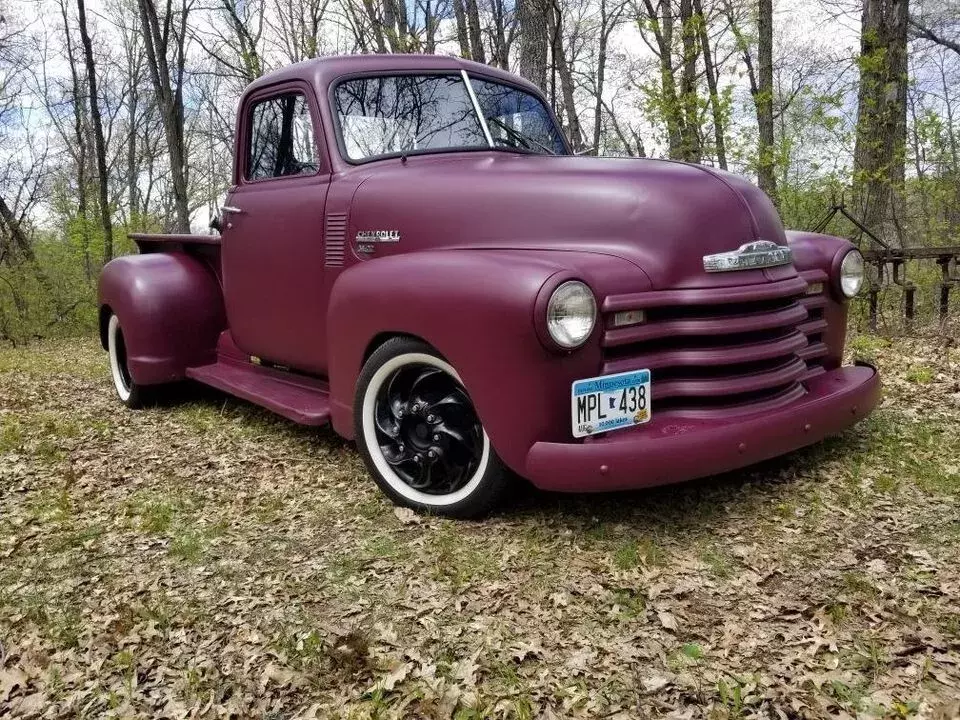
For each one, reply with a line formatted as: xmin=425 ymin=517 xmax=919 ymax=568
xmin=524 ymin=363 xmax=880 ymax=492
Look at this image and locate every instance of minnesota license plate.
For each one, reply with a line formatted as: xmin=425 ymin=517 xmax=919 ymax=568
xmin=571 ymin=369 xmax=651 ymax=438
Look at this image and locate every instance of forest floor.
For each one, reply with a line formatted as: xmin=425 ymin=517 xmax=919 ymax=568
xmin=1 ymin=336 xmax=959 ymax=719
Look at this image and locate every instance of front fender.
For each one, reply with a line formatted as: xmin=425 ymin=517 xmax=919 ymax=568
xmin=98 ymin=253 xmax=226 ymax=385
xmin=786 ymin=231 xmax=857 ymax=370
xmin=326 ymin=249 xmax=647 ymax=475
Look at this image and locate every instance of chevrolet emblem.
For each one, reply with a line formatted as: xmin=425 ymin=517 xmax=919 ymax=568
xmin=703 ymin=240 xmax=792 ymax=272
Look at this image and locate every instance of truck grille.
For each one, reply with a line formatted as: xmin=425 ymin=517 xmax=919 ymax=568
xmin=601 ymin=273 xmax=828 ymax=417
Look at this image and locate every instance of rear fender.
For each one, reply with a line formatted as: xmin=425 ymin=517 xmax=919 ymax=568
xmin=327 ymin=249 xmax=647 ymax=475
xmin=98 ymin=253 xmax=226 ymax=385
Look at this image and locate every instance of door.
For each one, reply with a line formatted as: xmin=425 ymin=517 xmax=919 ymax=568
xmin=221 ymin=83 xmax=331 ymax=374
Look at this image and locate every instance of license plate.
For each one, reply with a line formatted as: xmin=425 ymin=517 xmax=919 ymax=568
xmin=571 ymin=369 xmax=651 ymax=438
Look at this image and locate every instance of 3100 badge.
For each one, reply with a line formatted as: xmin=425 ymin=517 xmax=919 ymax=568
xmin=571 ymin=369 xmax=652 ymax=438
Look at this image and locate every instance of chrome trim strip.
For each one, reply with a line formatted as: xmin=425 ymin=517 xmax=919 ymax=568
xmin=461 ymin=69 xmax=494 ymax=148
xmin=703 ymin=241 xmax=793 ymax=273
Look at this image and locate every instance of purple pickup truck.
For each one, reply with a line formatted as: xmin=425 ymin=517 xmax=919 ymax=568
xmin=98 ymin=54 xmax=879 ymax=517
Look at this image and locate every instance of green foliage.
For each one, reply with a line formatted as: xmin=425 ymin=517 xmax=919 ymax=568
xmin=0 ymin=215 xmax=140 ymax=346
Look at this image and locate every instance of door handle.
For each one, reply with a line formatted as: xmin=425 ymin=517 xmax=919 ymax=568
xmin=222 ymin=205 xmax=244 ymax=214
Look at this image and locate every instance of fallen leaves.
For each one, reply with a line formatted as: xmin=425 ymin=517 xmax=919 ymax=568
xmin=0 ymin=336 xmax=959 ymax=718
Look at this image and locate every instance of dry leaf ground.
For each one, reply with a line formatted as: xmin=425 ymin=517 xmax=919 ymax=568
xmin=1 ymin=335 xmax=959 ymax=719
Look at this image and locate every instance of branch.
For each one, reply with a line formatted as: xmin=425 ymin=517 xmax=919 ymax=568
xmin=909 ymin=17 xmax=960 ymax=58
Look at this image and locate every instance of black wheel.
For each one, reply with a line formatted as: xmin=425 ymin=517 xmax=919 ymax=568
xmin=354 ymin=337 xmax=509 ymax=518
xmin=107 ymin=313 xmax=155 ymax=409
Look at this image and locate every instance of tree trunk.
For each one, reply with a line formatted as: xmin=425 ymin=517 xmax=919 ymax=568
xmin=127 ymin=78 xmax=140 ymax=228
xmin=593 ymin=0 xmax=609 ymax=153
xmin=424 ymin=0 xmax=438 ymax=53
xmin=853 ymin=0 xmax=908 ymax=245
xmin=642 ymin=0 xmax=684 ymax=159
xmin=756 ymin=0 xmax=777 ymax=206
xmin=678 ymin=0 xmax=700 ymax=162
xmin=76 ymin=0 xmax=115 ymax=263
xmin=693 ymin=0 xmax=727 ymax=169
xmin=518 ymin=0 xmax=549 ymax=89
xmin=138 ymin=0 xmax=192 ymax=232
xmin=465 ymin=0 xmax=486 ymax=63
xmin=490 ymin=0 xmax=509 ymax=69
xmin=0 ymin=196 xmax=34 ymax=263
xmin=60 ymin=0 xmax=93 ymax=278
xmin=452 ymin=0 xmax=472 ymax=58
xmin=549 ymin=1 xmax=584 ymax=148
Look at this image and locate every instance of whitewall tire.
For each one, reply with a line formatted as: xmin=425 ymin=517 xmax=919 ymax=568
xmin=107 ymin=313 xmax=152 ymax=408
xmin=354 ymin=337 xmax=508 ymax=518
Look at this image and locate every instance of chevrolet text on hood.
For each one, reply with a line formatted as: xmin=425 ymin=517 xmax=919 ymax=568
xmin=97 ymin=54 xmax=880 ymax=518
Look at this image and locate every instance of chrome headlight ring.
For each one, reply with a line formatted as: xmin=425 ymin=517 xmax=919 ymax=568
xmin=838 ymin=249 xmax=865 ymax=299
xmin=545 ymin=280 xmax=597 ymax=349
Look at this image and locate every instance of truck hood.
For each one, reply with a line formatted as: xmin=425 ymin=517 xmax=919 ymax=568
xmin=347 ymin=153 xmax=793 ymax=289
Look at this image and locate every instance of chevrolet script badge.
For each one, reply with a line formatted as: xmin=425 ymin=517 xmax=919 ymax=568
xmin=356 ymin=230 xmax=400 ymax=243
xmin=702 ymin=240 xmax=792 ymax=273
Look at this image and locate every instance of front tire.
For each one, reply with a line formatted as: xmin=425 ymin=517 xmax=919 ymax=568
xmin=107 ymin=313 xmax=153 ymax=409
xmin=354 ymin=338 xmax=508 ymax=519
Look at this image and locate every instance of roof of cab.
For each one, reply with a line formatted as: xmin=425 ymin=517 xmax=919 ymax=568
xmin=243 ymin=54 xmax=543 ymax=98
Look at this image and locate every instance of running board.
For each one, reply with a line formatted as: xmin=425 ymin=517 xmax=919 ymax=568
xmin=186 ymin=360 xmax=331 ymax=426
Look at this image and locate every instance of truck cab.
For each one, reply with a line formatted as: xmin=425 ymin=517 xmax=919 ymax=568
xmin=99 ymin=54 xmax=879 ymax=518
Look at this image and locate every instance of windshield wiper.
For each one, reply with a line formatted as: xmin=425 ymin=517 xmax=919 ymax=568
xmin=486 ymin=117 xmax=557 ymax=155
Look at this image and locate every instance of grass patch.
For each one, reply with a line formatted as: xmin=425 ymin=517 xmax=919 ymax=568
xmin=612 ymin=536 xmax=664 ymax=569
xmin=905 ymin=365 xmax=935 ymax=384
xmin=846 ymin=334 xmax=891 ymax=364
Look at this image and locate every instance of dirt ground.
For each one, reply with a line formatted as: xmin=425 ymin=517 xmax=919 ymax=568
xmin=1 ymin=335 xmax=959 ymax=719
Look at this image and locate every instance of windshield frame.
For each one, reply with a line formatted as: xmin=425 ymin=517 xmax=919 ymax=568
xmin=328 ymin=69 xmax=570 ymax=165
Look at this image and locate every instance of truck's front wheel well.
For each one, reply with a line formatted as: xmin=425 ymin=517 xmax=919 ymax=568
xmin=362 ymin=332 xmax=432 ymax=366
xmin=98 ymin=305 xmax=113 ymax=350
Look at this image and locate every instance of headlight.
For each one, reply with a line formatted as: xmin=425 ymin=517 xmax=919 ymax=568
xmin=546 ymin=281 xmax=596 ymax=348
xmin=839 ymin=249 xmax=864 ymax=298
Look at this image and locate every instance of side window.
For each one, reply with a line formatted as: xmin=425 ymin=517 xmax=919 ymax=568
xmin=246 ymin=92 xmax=319 ymax=180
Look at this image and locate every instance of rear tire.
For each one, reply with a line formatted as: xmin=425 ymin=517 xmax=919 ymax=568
xmin=354 ymin=337 xmax=509 ymax=519
xmin=107 ymin=313 xmax=154 ymax=409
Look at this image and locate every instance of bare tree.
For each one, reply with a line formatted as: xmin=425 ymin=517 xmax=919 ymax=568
xmin=76 ymin=0 xmax=115 ymax=262
xmin=138 ymin=0 xmax=192 ymax=231
xmin=637 ymin=0 xmax=687 ymax=158
xmin=909 ymin=2 xmax=960 ymax=57
xmin=550 ymin=0 xmax=586 ymax=147
xmin=693 ymin=0 xmax=727 ymax=168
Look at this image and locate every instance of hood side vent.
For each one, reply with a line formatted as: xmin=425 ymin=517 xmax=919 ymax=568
xmin=324 ymin=213 xmax=348 ymax=267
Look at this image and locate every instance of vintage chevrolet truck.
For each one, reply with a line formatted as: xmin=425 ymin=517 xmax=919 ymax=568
xmin=99 ymin=54 xmax=880 ymax=517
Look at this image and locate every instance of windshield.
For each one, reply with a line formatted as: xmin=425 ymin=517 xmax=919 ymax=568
xmin=471 ymin=78 xmax=567 ymax=155
xmin=333 ymin=73 xmax=567 ymax=162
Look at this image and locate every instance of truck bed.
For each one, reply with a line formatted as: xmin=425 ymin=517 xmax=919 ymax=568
xmin=129 ymin=232 xmax=221 ymax=251
xmin=129 ymin=233 xmax=222 ymax=280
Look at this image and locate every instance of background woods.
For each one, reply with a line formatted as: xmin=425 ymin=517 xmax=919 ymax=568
xmin=0 ymin=0 xmax=959 ymax=342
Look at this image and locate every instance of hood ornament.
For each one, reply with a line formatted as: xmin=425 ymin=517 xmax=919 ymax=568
xmin=703 ymin=240 xmax=792 ymax=273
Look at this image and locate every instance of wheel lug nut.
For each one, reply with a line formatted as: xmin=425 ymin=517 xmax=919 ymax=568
xmin=398 ymin=443 xmax=405 ymax=452
xmin=432 ymin=434 xmax=440 ymax=441
xmin=427 ymin=414 xmax=435 ymax=422
xmin=427 ymin=450 xmax=435 ymax=458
